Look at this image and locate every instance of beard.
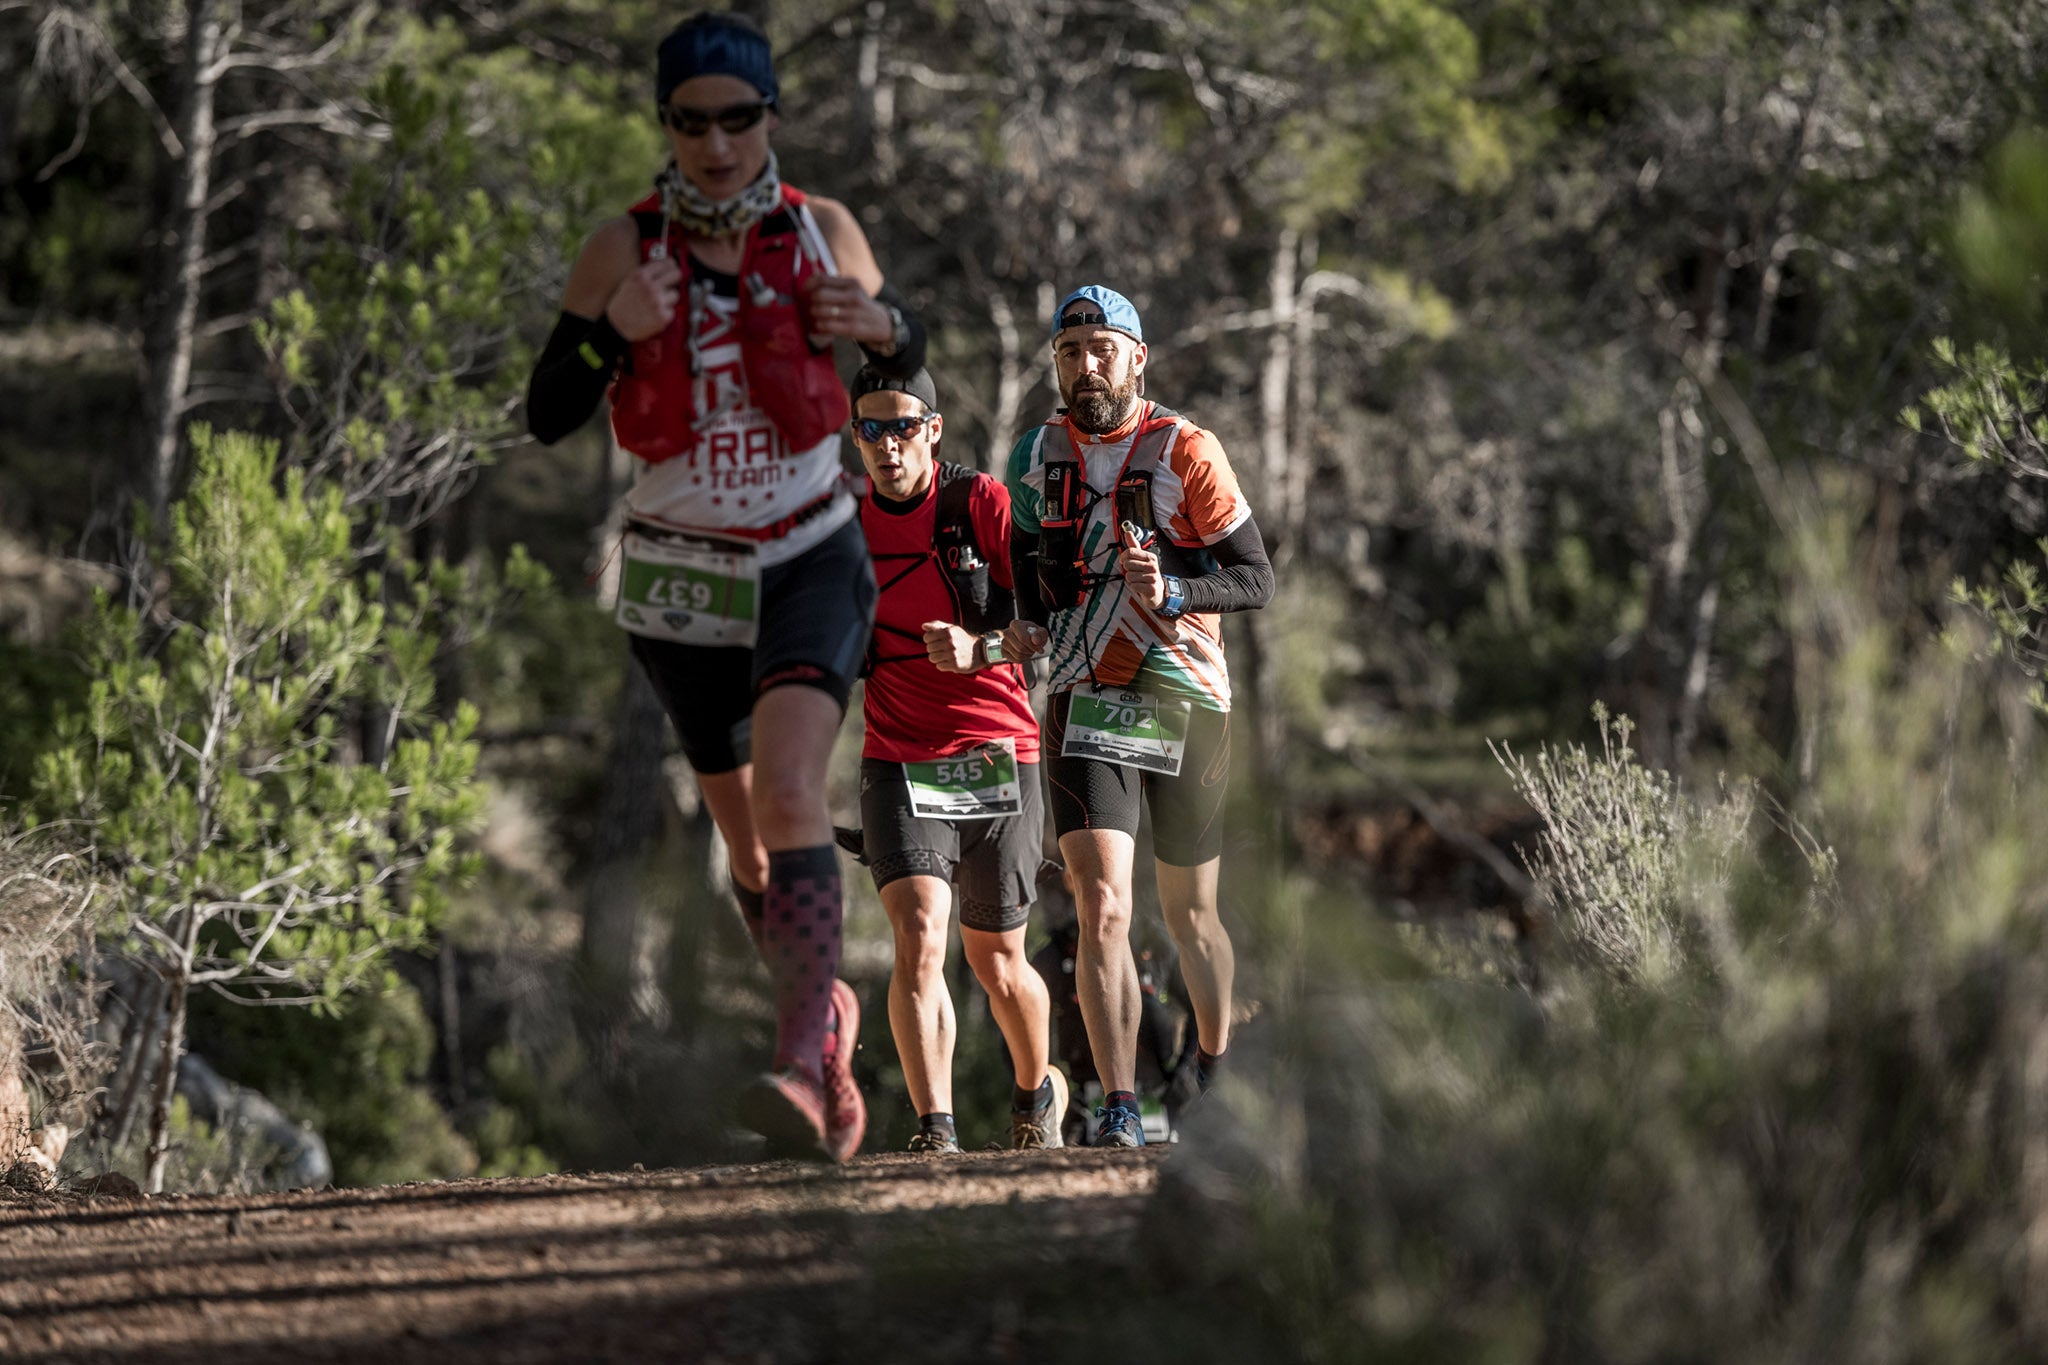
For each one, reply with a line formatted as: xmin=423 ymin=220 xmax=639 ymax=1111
xmin=1065 ymin=368 xmax=1141 ymax=434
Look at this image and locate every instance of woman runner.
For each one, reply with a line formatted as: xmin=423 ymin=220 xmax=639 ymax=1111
xmin=525 ymin=12 xmax=927 ymax=1161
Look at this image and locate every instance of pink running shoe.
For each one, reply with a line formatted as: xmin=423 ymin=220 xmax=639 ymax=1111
xmin=821 ymin=978 xmax=866 ymax=1162
xmin=737 ymin=1067 xmax=831 ymax=1161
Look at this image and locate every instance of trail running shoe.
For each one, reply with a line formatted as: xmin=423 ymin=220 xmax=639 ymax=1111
xmin=738 ymin=1067 xmax=832 ymax=1161
xmin=822 ymin=978 xmax=867 ymax=1162
xmin=907 ymin=1129 xmax=961 ymax=1155
xmin=1010 ymin=1068 xmax=1069 ymax=1150
xmin=1095 ymin=1102 xmax=1146 ymax=1148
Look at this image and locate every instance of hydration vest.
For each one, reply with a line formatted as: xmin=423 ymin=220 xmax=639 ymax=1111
xmin=866 ymin=462 xmax=1013 ymax=671
xmin=608 ymin=185 xmax=850 ymax=464
xmin=1036 ymin=403 xmax=1215 ymax=611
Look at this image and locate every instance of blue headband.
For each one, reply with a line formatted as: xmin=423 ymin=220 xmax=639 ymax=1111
xmin=657 ymin=13 xmax=779 ymax=108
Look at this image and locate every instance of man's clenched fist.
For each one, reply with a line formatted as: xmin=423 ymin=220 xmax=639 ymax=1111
xmin=1117 ymin=521 xmax=1166 ymax=609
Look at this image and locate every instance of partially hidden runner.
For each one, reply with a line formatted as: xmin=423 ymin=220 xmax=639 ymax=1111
xmin=846 ymin=365 xmax=1068 ymax=1153
xmin=1001 ymin=286 xmax=1275 ymax=1147
xmin=523 ymin=12 xmax=928 ymax=1162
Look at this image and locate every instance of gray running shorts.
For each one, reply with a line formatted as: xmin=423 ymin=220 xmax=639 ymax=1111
xmin=858 ymin=756 xmax=1045 ymax=933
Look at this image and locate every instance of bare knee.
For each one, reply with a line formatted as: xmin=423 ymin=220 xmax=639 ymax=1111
xmin=887 ymin=896 xmax=950 ymax=979
xmin=1074 ymin=879 xmax=1133 ymax=947
xmin=965 ymin=937 xmax=1032 ymax=998
xmin=1162 ymin=900 xmax=1220 ymax=949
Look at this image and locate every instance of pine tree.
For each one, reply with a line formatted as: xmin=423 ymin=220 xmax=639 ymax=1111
xmin=30 ymin=426 xmax=482 ymax=1193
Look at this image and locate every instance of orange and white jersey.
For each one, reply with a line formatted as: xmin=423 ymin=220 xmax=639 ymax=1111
xmin=1005 ymin=401 xmax=1252 ymax=710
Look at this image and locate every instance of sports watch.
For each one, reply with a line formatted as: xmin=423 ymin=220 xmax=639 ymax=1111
xmin=977 ymin=630 xmax=1005 ymax=668
xmin=876 ymin=303 xmax=909 ymax=356
xmin=1159 ymin=575 xmax=1187 ymax=619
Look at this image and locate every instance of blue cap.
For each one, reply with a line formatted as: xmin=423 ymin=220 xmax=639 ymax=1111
xmin=1051 ymin=285 xmax=1142 ymax=344
xmin=658 ymin=13 xmax=779 ymax=108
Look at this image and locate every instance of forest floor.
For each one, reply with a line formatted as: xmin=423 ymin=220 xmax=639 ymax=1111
xmin=0 ymin=1147 xmax=1264 ymax=1364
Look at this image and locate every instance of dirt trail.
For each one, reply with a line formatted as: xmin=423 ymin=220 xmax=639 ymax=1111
xmin=0 ymin=1149 xmax=1170 ymax=1363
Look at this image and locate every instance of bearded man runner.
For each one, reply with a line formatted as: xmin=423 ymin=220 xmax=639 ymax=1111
xmin=1000 ymin=286 xmax=1273 ymax=1147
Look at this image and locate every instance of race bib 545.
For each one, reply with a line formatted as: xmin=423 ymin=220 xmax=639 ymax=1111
xmin=904 ymin=739 xmax=1022 ymax=821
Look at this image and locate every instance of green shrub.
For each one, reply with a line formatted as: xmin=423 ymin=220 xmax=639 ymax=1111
xmin=1160 ymin=501 xmax=2048 ymax=1362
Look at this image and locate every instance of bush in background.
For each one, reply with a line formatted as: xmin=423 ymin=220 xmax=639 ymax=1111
xmin=1158 ymin=490 xmax=2048 ymax=1362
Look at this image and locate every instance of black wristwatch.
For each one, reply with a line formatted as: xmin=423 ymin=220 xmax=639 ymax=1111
xmin=976 ymin=630 xmax=1005 ymax=668
xmin=876 ymin=303 xmax=909 ymax=357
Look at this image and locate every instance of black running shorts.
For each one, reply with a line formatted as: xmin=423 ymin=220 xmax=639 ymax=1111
xmin=630 ymin=517 xmax=877 ymax=775
xmin=1042 ymin=689 xmax=1231 ymax=867
xmin=858 ymin=757 xmax=1045 ymax=933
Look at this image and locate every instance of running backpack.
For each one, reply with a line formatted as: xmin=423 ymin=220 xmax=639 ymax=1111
xmin=930 ymin=462 xmax=1010 ymax=634
xmin=1035 ymin=403 xmax=1215 ymax=611
xmin=608 ymin=185 xmax=849 ymax=464
xmin=865 ymin=462 xmax=1014 ymax=672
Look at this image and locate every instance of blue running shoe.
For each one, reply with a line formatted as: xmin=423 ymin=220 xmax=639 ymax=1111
xmin=1095 ymin=1102 xmax=1146 ymax=1148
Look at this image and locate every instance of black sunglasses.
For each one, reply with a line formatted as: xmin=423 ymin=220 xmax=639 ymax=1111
xmin=659 ymin=99 xmax=774 ymax=137
xmin=853 ymin=414 xmax=937 ymax=442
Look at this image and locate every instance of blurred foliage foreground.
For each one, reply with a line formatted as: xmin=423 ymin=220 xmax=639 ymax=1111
xmin=1153 ymin=489 xmax=2048 ymax=1363
xmin=15 ymin=2 xmax=2048 ymax=1356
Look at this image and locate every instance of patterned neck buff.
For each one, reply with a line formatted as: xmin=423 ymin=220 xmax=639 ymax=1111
xmin=656 ymin=152 xmax=784 ymax=240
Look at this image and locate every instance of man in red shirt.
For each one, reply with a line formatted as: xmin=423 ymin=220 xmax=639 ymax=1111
xmin=849 ymin=366 xmax=1068 ymax=1153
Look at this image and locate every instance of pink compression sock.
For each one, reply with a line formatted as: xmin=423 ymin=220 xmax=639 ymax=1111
xmin=760 ymin=845 xmax=843 ymax=1083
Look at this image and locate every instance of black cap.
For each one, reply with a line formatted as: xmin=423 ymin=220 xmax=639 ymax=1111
xmin=849 ymin=364 xmax=938 ymax=413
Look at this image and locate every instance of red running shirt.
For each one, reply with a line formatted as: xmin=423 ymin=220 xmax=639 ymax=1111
xmin=859 ymin=473 xmax=1040 ymax=764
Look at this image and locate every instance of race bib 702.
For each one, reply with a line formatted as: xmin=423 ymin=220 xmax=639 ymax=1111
xmin=1060 ymin=685 xmax=1192 ymax=775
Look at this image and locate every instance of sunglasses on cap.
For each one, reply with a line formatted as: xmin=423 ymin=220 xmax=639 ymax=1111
xmin=853 ymin=414 xmax=938 ymax=442
xmin=659 ymin=98 xmax=775 ymax=137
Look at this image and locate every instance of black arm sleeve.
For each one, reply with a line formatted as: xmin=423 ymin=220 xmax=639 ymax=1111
xmin=526 ymin=310 xmax=631 ymax=445
xmin=856 ymin=280 xmax=928 ymax=379
xmin=1009 ymin=526 xmax=1049 ymax=626
xmin=1176 ymin=515 xmax=1275 ymax=615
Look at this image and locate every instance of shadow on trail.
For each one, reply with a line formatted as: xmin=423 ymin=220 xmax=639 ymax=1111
xmin=21 ymin=1194 xmax=1273 ymax=1365
xmin=0 ymin=1160 xmax=840 ymax=1231
xmin=2 ymin=1151 xmax=1294 ymax=1365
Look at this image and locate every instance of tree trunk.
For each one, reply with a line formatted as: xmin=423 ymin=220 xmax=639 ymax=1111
xmin=142 ymin=954 xmax=192 ymax=1194
xmin=858 ymin=1 xmax=895 ymax=187
xmin=438 ymin=941 xmax=467 ymax=1108
xmin=1634 ymin=387 xmax=1715 ymax=771
xmin=1230 ymin=228 xmax=1300 ymax=829
xmin=1285 ymin=231 xmax=1318 ymax=561
xmin=1673 ymin=538 xmax=1725 ymax=770
xmin=104 ymin=970 xmax=167 ymax=1149
xmin=580 ymin=653 xmax=670 ymax=1014
xmin=987 ymin=287 xmax=1026 ymax=473
xmin=1258 ymin=227 xmax=1299 ymax=553
xmin=143 ymin=0 xmax=224 ymax=525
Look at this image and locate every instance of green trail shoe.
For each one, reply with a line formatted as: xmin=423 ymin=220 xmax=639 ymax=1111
xmin=1010 ymin=1068 xmax=1069 ymax=1150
